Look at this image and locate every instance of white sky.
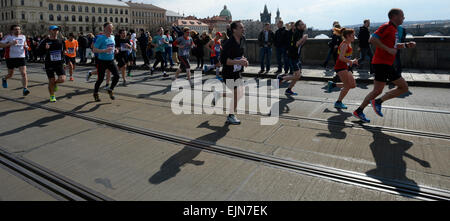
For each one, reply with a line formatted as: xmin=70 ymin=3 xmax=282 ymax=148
xmin=136 ymin=0 xmax=450 ymax=29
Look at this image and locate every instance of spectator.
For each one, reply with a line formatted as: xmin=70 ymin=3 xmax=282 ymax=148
xmin=258 ymin=23 xmax=275 ymax=75
xmin=77 ymin=32 xmax=89 ymax=64
xmin=274 ymin=20 xmax=289 ymax=74
xmin=358 ymin=19 xmax=374 ymax=74
xmin=137 ymin=29 xmax=150 ymax=67
xmin=323 ymin=21 xmax=342 ymax=69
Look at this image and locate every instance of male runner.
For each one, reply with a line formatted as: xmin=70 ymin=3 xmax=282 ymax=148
xmin=92 ymin=22 xmax=120 ymax=102
xmin=0 ymin=25 xmax=30 ymax=96
xmin=353 ymin=8 xmax=416 ymax=123
xmin=37 ymin=26 xmax=66 ymax=102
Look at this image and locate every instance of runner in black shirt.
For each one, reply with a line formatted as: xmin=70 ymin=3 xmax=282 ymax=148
xmin=37 ymin=25 xmax=66 ymax=103
xmin=115 ymin=30 xmax=132 ymax=86
xmin=219 ymin=21 xmax=249 ymax=125
xmin=277 ymin=20 xmax=307 ymax=96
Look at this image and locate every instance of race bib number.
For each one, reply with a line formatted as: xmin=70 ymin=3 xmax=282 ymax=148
xmin=181 ymin=49 xmax=189 ymax=56
xmin=233 ymin=57 xmax=242 ymax=72
xmin=214 ymin=44 xmax=221 ymax=53
xmin=15 ymin=38 xmax=24 ymax=46
xmin=107 ymin=43 xmax=115 ymax=54
xmin=50 ymin=50 xmax=62 ymax=61
xmin=120 ymin=43 xmax=128 ymax=52
xmin=68 ymin=48 xmax=75 ymax=54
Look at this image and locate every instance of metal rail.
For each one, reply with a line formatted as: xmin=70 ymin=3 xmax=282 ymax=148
xmin=1 ymin=95 xmax=449 ymax=201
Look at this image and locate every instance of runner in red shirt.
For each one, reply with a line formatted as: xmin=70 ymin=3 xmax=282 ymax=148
xmin=353 ymin=8 xmax=416 ymax=123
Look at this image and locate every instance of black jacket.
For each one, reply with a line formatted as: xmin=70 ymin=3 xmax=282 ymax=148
xmin=78 ymin=36 xmax=89 ymax=48
xmin=258 ymin=30 xmax=275 ymax=47
xmin=274 ymin=27 xmax=289 ymax=49
xmin=358 ymin=26 xmax=370 ymax=48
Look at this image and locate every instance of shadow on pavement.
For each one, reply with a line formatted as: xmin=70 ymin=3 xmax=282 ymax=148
xmin=149 ymin=121 xmax=230 ymax=185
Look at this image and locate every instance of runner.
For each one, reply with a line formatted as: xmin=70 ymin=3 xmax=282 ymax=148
xmin=203 ymin=32 xmax=223 ymax=81
xmin=86 ymin=32 xmax=111 ymax=88
xmin=92 ymin=22 xmax=120 ymax=102
xmin=150 ymin=27 xmax=168 ymax=76
xmin=0 ymin=24 xmax=30 ymax=96
xmin=173 ymin=27 xmax=195 ymax=83
xmin=64 ymin=33 xmax=78 ymax=81
xmin=115 ymin=29 xmax=132 ymax=86
xmin=127 ymin=32 xmax=136 ymax=77
xmin=220 ymin=21 xmax=248 ymax=125
xmin=353 ymin=8 xmax=416 ymax=123
xmin=277 ymin=20 xmax=308 ymax=96
xmin=327 ymin=28 xmax=358 ymax=109
xmin=37 ymin=25 xmax=66 ymax=102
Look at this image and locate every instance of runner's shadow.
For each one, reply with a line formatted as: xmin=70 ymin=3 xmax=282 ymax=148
xmin=0 ymin=101 xmax=109 ymax=137
xmin=149 ymin=121 xmax=230 ymax=185
xmin=362 ymin=125 xmax=430 ymax=198
xmin=137 ymin=84 xmax=171 ymax=98
xmin=270 ymin=94 xmax=295 ymax=116
xmin=316 ymin=108 xmax=353 ymax=139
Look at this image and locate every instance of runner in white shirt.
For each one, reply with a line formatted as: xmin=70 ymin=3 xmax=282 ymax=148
xmin=0 ymin=25 xmax=30 ymax=96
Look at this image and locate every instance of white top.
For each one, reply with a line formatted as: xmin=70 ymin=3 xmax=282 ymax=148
xmin=1 ymin=35 xmax=27 ymax=58
xmin=131 ymin=33 xmax=137 ymax=49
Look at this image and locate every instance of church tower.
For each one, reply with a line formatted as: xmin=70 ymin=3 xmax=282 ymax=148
xmin=275 ymin=8 xmax=281 ymax=24
xmin=260 ymin=4 xmax=271 ymax=24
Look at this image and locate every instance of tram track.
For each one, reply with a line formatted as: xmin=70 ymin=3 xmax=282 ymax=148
xmin=5 ymin=77 xmax=450 ymax=141
xmin=0 ymin=148 xmax=113 ymax=201
xmin=1 ymin=94 xmax=449 ymax=201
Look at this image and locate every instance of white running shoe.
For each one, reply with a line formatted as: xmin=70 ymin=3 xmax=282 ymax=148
xmin=226 ymin=114 xmax=241 ymax=125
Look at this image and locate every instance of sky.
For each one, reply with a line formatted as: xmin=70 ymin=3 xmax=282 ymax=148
xmin=135 ymin=0 xmax=450 ymax=30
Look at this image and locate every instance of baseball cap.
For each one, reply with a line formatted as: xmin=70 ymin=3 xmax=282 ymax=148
xmin=49 ymin=25 xmax=60 ymax=31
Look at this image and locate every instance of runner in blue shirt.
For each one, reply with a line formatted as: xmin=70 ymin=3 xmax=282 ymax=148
xmin=92 ymin=22 xmax=120 ymax=102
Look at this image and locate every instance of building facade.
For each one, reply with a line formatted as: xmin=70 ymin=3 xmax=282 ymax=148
xmin=126 ymin=1 xmax=166 ymax=32
xmin=173 ymin=19 xmax=209 ymax=34
xmin=0 ymin=0 xmax=169 ymax=36
xmin=166 ymin=10 xmax=184 ymax=24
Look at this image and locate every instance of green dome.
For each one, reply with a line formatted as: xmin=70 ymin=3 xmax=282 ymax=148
xmin=220 ymin=5 xmax=232 ymax=19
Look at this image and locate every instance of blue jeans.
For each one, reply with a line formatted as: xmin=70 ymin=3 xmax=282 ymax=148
xmin=164 ymin=46 xmax=174 ymax=66
xmin=276 ymin=47 xmax=289 ymax=72
xmin=259 ymin=47 xmax=272 ymax=71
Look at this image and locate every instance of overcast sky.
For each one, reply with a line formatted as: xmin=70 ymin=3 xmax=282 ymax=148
xmin=136 ymin=0 xmax=450 ymax=29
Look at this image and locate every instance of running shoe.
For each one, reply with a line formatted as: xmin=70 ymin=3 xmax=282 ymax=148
xmin=226 ymin=114 xmax=241 ymax=125
xmin=70 ymin=76 xmax=74 ymax=81
xmin=107 ymin=89 xmax=115 ymax=100
xmin=327 ymin=81 xmax=335 ymax=93
xmin=285 ymin=89 xmax=298 ymax=96
xmin=150 ymin=68 xmax=154 ymax=75
xmin=103 ymin=84 xmax=110 ymax=90
xmin=122 ymin=81 xmax=127 ymax=87
xmin=353 ymin=110 xmax=370 ymax=123
xmin=23 ymin=88 xmax=30 ymax=96
xmin=50 ymin=95 xmax=57 ymax=103
xmin=93 ymin=93 xmax=101 ymax=102
xmin=215 ymin=75 xmax=223 ymax=81
xmin=334 ymin=101 xmax=347 ymax=109
xmin=2 ymin=77 xmax=7 ymax=88
xmin=163 ymin=72 xmax=168 ymax=77
xmin=86 ymin=71 xmax=92 ymax=82
xmin=371 ymin=99 xmax=384 ymax=117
